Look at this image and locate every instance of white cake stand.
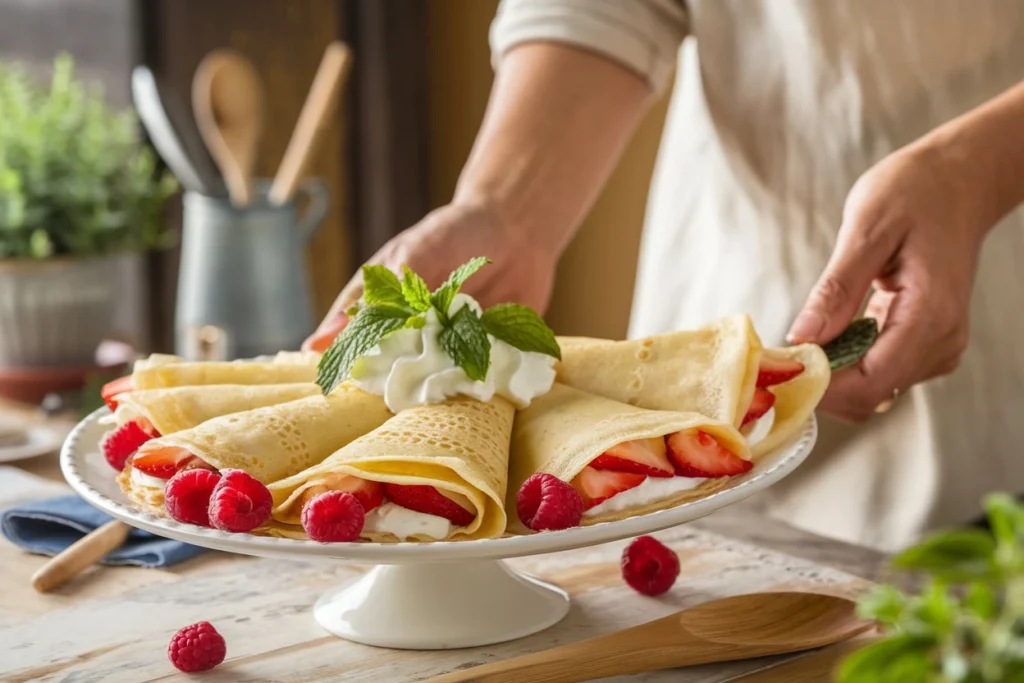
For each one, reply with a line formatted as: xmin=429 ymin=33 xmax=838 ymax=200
xmin=61 ymin=408 xmax=816 ymax=650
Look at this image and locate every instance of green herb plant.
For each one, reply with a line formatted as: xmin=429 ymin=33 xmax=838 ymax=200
xmin=0 ymin=54 xmax=177 ymax=259
xmin=316 ymin=257 xmax=561 ymax=394
xmin=839 ymin=493 xmax=1024 ymax=683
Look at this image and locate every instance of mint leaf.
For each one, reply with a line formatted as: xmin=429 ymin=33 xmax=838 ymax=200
xmin=361 ymin=265 xmax=408 ymax=310
xmin=405 ymin=315 xmax=426 ymax=329
xmin=439 ymin=305 xmax=491 ymax=382
xmin=401 ymin=265 xmax=432 ymax=312
xmin=316 ymin=304 xmax=411 ymax=394
xmin=892 ymin=529 xmax=996 ymax=582
xmin=481 ymin=303 xmax=561 ymax=360
xmin=431 ymin=256 xmax=491 ymax=316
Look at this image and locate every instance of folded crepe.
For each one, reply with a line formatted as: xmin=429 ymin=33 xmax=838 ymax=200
xmin=118 ymin=383 xmax=391 ymax=512
xmin=113 ymin=383 xmax=320 ymax=435
xmin=129 ymin=351 xmax=319 ymax=390
xmin=507 ymin=383 xmax=751 ymax=531
xmin=268 ymin=397 xmax=515 ymax=542
xmin=556 ymin=314 xmax=829 ymax=458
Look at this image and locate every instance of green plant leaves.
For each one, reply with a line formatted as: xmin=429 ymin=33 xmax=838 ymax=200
xmin=362 ymin=265 xmax=410 ymax=310
xmin=439 ymin=305 xmax=491 ymax=382
xmin=431 ymin=256 xmax=490 ymax=317
xmin=481 ymin=303 xmax=562 ymax=360
xmin=0 ymin=53 xmax=177 ymax=258
xmin=892 ymin=529 xmax=996 ymax=582
xmin=316 ymin=304 xmax=411 ymax=395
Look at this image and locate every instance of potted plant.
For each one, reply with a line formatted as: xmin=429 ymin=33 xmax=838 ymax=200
xmin=0 ymin=54 xmax=177 ymax=379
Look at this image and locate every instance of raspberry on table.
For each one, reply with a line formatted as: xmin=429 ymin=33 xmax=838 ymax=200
xmin=302 ymin=491 xmax=365 ymax=542
xmin=167 ymin=621 xmax=226 ymax=672
xmin=621 ymin=535 xmax=680 ymax=596
xmin=208 ymin=469 xmax=272 ymax=533
xmin=165 ymin=469 xmax=222 ymax=527
xmin=516 ymin=473 xmax=584 ymax=531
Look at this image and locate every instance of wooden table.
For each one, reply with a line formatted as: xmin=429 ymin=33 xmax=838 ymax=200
xmin=0 ymin=405 xmax=887 ymax=682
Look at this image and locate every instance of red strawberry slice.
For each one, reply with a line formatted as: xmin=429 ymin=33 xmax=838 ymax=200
xmin=334 ymin=477 xmax=384 ymax=513
xmin=591 ymin=437 xmax=673 ymax=478
xmin=101 ymin=421 xmax=159 ymax=471
xmin=666 ymin=429 xmax=753 ymax=478
xmin=382 ymin=484 xmax=475 ymax=527
xmin=131 ymin=446 xmax=209 ymax=480
xmin=757 ymin=355 xmax=805 ymax=388
xmin=100 ymin=375 xmax=134 ymax=411
xmin=571 ymin=466 xmax=646 ymax=510
xmin=741 ymin=387 xmax=776 ymax=426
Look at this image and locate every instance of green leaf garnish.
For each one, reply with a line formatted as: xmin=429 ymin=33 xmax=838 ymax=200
xmin=438 ymin=305 xmax=491 ymax=382
xmin=481 ymin=303 xmax=562 ymax=360
xmin=401 ymin=265 xmax=433 ymax=312
xmin=822 ymin=318 xmax=878 ymax=371
xmin=361 ymin=265 xmax=409 ymax=310
xmin=891 ymin=529 xmax=996 ymax=582
xmin=431 ymin=256 xmax=491 ymax=318
xmin=316 ymin=304 xmax=411 ymax=394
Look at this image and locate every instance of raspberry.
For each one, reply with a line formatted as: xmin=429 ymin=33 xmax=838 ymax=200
xmin=208 ymin=470 xmax=272 ymax=533
xmin=165 ymin=469 xmax=222 ymax=527
xmin=621 ymin=535 xmax=680 ymax=596
xmin=516 ymin=473 xmax=584 ymax=531
xmin=302 ymin=491 xmax=365 ymax=542
xmin=167 ymin=621 xmax=226 ymax=672
xmin=101 ymin=421 xmax=156 ymax=471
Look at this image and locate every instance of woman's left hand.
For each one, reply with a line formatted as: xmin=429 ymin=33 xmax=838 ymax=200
xmin=787 ymin=143 xmax=990 ymax=422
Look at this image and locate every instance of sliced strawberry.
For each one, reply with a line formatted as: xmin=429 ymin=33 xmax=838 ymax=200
xmin=101 ymin=421 xmax=159 ymax=471
xmin=571 ymin=466 xmax=646 ymax=510
xmin=100 ymin=375 xmax=134 ymax=411
xmin=382 ymin=484 xmax=475 ymax=527
xmin=757 ymin=355 xmax=805 ymax=388
xmin=666 ymin=429 xmax=753 ymax=478
xmin=131 ymin=446 xmax=209 ymax=480
xmin=333 ymin=477 xmax=384 ymax=513
xmin=591 ymin=437 xmax=673 ymax=478
xmin=741 ymin=387 xmax=776 ymax=426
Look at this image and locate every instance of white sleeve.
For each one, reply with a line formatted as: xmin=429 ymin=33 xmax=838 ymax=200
xmin=489 ymin=0 xmax=690 ymax=93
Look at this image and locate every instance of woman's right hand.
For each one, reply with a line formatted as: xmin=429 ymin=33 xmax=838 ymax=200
xmin=303 ymin=202 xmax=559 ymax=352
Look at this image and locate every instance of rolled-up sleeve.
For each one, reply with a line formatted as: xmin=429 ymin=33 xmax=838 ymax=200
xmin=489 ymin=0 xmax=689 ymax=93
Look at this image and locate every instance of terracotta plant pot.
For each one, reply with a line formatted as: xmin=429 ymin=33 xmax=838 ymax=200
xmin=0 ymin=255 xmax=123 ymax=368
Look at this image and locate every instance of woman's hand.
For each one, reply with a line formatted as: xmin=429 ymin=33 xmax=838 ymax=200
xmin=787 ymin=143 xmax=991 ymax=422
xmin=303 ymin=202 xmax=559 ymax=351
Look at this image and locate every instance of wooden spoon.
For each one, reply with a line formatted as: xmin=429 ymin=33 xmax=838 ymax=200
xmin=193 ymin=49 xmax=264 ymax=206
xmin=268 ymin=41 xmax=352 ymax=205
xmin=425 ymin=592 xmax=873 ymax=683
xmin=31 ymin=520 xmax=131 ymax=593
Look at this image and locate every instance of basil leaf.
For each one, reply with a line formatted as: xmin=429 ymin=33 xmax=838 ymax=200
xmin=401 ymin=265 xmax=433 ymax=312
xmin=361 ymin=265 xmax=408 ymax=309
xmin=480 ymin=302 xmax=561 ymax=360
xmin=438 ymin=304 xmax=491 ymax=382
xmin=836 ymin=634 xmax=936 ymax=683
xmin=431 ymin=256 xmax=491 ymax=316
xmin=857 ymin=584 xmax=908 ymax=625
xmin=316 ymin=304 xmax=411 ymax=394
xmin=892 ymin=529 xmax=997 ymax=582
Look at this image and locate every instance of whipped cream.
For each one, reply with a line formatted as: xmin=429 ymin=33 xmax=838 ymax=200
xmin=351 ymin=294 xmax=556 ymax=412
xmin=743 ymin=407 xmax=775 ymax=448
xmin=583 ymin=475 xmax=707 ymax=517
xmin=364 ymin=502 xmax=453 ymax=540
xmin=130 ymin=466 xmax=169 ymax=490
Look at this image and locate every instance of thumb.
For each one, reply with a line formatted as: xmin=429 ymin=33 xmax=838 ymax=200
xmin=787 ymin=227 xmax=889 ymax=345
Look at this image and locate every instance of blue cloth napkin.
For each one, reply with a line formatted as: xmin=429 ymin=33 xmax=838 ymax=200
xmin=1 ymin=495 xmax=205 ymax=568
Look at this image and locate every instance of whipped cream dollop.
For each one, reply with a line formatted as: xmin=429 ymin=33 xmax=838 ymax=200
xmin=130 ymin=466 xmax=169 ymax=490
xmin=743 ymin=407 xmax=775 ymax=448
xmin=363 ymin=502 xmax=453 ymax=540
xmin=350 ymin=294 xmax=557 ymax=412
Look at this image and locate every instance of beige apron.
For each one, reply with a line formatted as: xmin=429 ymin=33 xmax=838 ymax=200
xmin=494 ymin=0 xmax=1024 ymax=551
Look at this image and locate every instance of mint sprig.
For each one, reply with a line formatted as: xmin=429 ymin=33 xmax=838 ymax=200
xmin=316 ymin=257 xmax=561 ymax=395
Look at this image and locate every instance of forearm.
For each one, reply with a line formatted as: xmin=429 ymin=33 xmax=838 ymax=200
xmin=453 ymin=43 xmax=652 ymax=254
xmin=916 ymin=79 xmax=1024 ymax=235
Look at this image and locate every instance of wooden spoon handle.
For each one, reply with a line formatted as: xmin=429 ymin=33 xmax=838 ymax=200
xmin=268 ymin=41 xmax=352 ymax=205
xmin=31 ymin=520 xmax=131 ymax=593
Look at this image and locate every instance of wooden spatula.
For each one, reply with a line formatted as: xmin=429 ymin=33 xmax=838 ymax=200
xmin=31 ymin=520 xmax=131 ymax=593
xmin=426 ymin=591 xmax=873 ymax=683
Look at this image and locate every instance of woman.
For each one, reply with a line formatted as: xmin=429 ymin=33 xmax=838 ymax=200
xmin=307 ymin=0 xmax=1024 ymax=551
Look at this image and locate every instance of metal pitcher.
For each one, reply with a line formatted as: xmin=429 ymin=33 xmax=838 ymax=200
xmin=176 ymin=178 xmax=329 ymax=360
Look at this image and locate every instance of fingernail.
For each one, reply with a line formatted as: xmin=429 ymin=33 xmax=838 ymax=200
xmin=787 ymin=311 xmax=826 ymax=343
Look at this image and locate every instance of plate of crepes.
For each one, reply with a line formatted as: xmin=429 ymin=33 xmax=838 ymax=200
xmin=62 ymin=258 xmax=875 ymax=650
